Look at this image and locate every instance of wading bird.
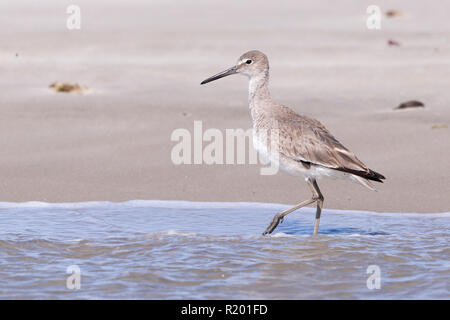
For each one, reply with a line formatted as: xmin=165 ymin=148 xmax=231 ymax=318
xmin=201 ymin=50 xmax=385 ymax=235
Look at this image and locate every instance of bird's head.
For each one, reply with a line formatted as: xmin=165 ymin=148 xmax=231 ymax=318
xmin=200 ymin=50 xmax=269 ymax=85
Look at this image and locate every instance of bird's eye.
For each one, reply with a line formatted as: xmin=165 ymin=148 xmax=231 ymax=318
xmin=246 ymin=59 xmax=252 ymax=64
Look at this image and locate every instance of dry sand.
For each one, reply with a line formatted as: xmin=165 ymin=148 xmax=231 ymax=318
xmin=0 ymin=0 xmax=449 ymax=212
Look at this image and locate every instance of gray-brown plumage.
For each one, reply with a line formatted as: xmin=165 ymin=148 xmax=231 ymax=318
xmin=265 ymin=106 xmax=385 ymax=183
xmin=201 ymin=50 xmax=385 ymax=235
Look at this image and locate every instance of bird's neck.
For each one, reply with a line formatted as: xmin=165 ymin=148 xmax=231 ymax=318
xmin=248 ymin=71 xmax=271 ymax=109
xmin=248 ymin=71 xmax=273 ymax=124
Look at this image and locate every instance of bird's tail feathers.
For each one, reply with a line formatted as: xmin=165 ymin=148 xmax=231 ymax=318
xmin=352 ymin=175 xmax=377 ymax=191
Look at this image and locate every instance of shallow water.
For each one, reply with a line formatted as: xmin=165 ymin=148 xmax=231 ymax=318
xmin=0 ymin=200 xmax=448 ymax=299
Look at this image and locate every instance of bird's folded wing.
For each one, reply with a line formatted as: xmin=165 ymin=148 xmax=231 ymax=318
xmin=276 ymin=118 xmax=370 ymax=173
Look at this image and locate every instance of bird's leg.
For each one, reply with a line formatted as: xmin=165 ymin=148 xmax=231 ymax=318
xmin=262 ymin=198 xmax=316 ymax=235
xmin=262 ymin=179 xmax=320 ymax=236
xmin=311 ymin=179 xmax=324 ymax=235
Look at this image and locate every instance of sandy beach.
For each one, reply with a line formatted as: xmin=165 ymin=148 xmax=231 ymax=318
xmin=0 ymin=0 xmax=449 ymax=213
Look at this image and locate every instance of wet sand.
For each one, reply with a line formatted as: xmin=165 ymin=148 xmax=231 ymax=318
xmin=0 ymin=0 xmax=449 ymax=212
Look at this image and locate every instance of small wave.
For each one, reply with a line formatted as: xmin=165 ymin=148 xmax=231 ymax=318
xmin=269 ymin=232 xmax=296 ymax=238
xmin=0 ymin=200 xmax=448 ymax=216
xmin=165 ymin=230 xmax=198 ymax=237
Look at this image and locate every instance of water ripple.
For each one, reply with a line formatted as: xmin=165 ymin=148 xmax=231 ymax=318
xmin=0 ymin=201 xmax=448 ymax=299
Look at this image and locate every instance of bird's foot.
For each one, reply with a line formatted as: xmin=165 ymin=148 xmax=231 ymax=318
xmin=262 ymin=213 xmax=283 ymax=236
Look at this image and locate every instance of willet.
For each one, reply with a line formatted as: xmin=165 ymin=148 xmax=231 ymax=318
xmin=201 ymin=50 xmax=385 ymax=235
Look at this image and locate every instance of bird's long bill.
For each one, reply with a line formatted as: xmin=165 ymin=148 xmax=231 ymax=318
xmin=200 ymin=66 xmax=237 ymax=85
